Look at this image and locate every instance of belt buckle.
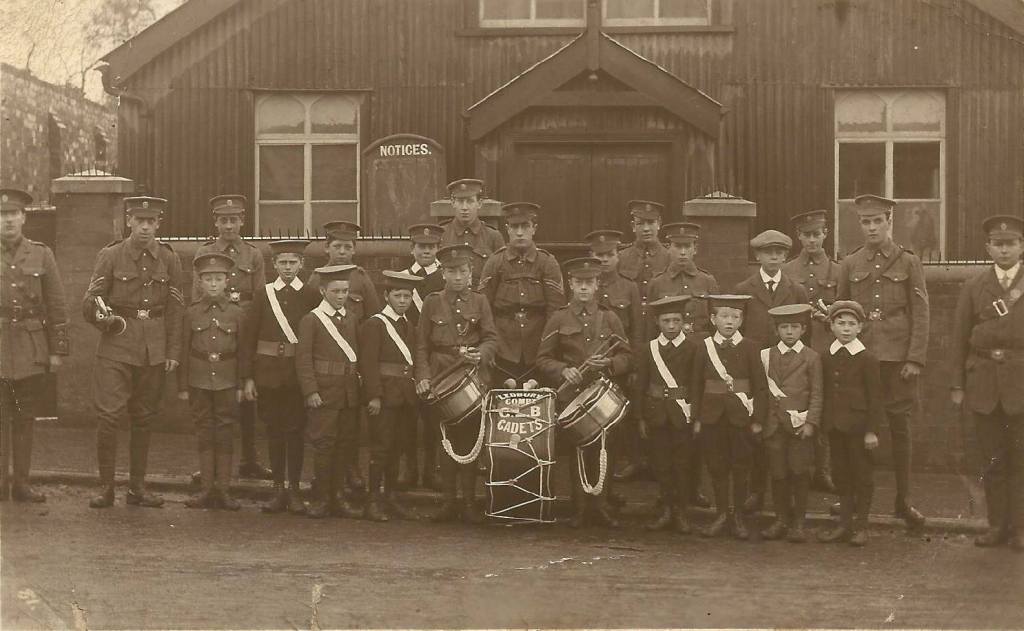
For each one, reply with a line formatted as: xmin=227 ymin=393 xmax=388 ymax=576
xmin=991 ymin=349 xmax=1006 ymax=361
xmin=993 ymin=299 xmax=1009 ymax=317
xmin=869 ymin=309 xmax=883 ymax=321
xmin=136 ymin=309 xmax=150 ymax=320
xmin=10 ymin=305 xmax=22 ymax=321
xmin=229 ymin=291 xmax=241 ymax=303
xmin=208 ymin=352 xmax=221 ymax=362
xmin=277 ymin=343 xmax=287 ymax=356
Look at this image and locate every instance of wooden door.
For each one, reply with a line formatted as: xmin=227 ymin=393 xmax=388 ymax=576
xmin=590 ymin=144 xmax=670 ymax=235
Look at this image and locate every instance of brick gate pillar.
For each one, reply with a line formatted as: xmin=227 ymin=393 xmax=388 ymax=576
xmin=683 ymin=192 xmax=757 ymax=292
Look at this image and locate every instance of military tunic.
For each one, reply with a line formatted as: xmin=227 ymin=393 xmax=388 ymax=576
xmin=647 ymin=262 xmax=720 ymax=336
xmin=535 ymin=301 xmax=633 ymax=390
xmin=618 ymin=240 xmax=671 ymax=303
xmin=783 ymin=250 xmax=840 ymax=353
xmin=439 ymin=218 xmax=504 ymax=279
xmin=191 ymin=237 xmax=265 ymax=305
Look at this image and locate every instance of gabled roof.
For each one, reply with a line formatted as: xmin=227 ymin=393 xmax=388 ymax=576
xmin=967 ymin=0 xmax=1024 ymax=36
xmin=466 ymin=32 xmax=724 ymax=139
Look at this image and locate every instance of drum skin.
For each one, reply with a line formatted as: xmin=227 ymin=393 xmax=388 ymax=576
xmin=486 ymin=389 xmax=557 ymax=523
xmin=426 ymin=368 xmax=485 ymax=428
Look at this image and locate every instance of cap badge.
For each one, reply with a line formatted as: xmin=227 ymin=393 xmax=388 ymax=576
xmin=1000 ymin=222 xmax=1008 ymax=231
xmin=459 ymin=183 xmax=467 ymax=190
xmin=142 ymin=201 xmax=150 ymax=208
xmin=423 ymin=228 xmax=430 ymax=236
xmin=598 ymin=235 xmax=606 ymax=242
xmin=1 ymin=195 xmax=7 ymax=202
xmin=226 ymin=199 xmax=233 ymax=206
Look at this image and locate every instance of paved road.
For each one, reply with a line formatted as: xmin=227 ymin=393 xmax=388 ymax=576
xmin=2 ymin=487 xmax=1021 ymax=630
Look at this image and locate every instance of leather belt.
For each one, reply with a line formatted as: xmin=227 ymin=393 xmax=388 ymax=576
xmin=313 ymin=359 xmax=357 ymax=376
xmin=647 ymin=384 xmax=688 ymax=399
xmin=191 ymin=349 xmax=236 ymax=362
xmin=256 ymin=340 xmax=296 ymax=357
xmin=972 ymin=348 xmax=1020 ymax=362
xmin=496 ymin=306 xmax=543 ymax=317
xmin=0 ymin=305 xmax=43 ymax=320
xmin=703 ymin=379 xmax=751 ymax=395
xmin=866 ymin=306 xmax=907 ymax=321
xmin=379 ymin=362 xmax=414 ymax=378
xmin=112 ymin=306 xmax=165 ymax=320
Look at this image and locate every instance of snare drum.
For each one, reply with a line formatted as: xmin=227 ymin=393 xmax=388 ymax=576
xmin=557 ymin=377 xmax=629 ymax=447
xmin=425 ymin=367 xmax=485 ymax=428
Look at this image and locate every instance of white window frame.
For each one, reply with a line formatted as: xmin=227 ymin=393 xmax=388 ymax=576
xmin=602 ymin=0 xmax=711 ymax=26
xmin=254 ymin=93 xmax=361 ymax=235
xmin=833 ymin=89 xmax=946 ymax=259
xmin=478 ymin=0 xmax=586 ymax=27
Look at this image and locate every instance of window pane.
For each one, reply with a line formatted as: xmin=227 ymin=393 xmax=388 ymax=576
xmin=312 ymin=202 xmax=358 ymax=230
xmin=835 ymin=200 xmax=861 ymax=258
xmin=310 ymin=95 xmax=358 ymax=134
xmin=606 ymin=0 xmax=655 ymax=19
xmin=893 ymin=200 xmax=941 ymax=261
xmin=660 ymin=0 xmax=708 ymax=18
xmin=892 ymin=92 xmax=944 ymax=133
xmin=259 ymin=145 xmax=304 ymax=200
xmin=257 ymin=203 xmax=305 ymax=236
xmin=481 ymin=0 xmax=530 ymax=19
xmin=311 ymin=144 xmax=358 ymax=200
xmin=836 ymin=92 xmax=886 ymax=134
xmin=893 ymin=142 xmax=940 ymax=199
xmin=257 ymin=96 xmax=305 ymax=135
xmin=537 ymin=0 xmax=584 ymax=18
xmin=838 ymin=143 xmax=885 ymax=199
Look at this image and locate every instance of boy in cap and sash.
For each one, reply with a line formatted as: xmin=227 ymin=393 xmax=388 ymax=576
xmin=951 ymin=215 xmax=1024 ymax=551
xmin=403 ymin=224 xmax=446 ymax=327
xmin=179 ymin=253 xmax=251 ymax=510
xmin=818 ymin=300 xmax=883 ymax=547
xmin=759 ymin=304 xmax=823 ymax=542
xmin=84 ymin=196 xmax=184 ymax=509
xmin=414 ymin=244 xmax=498 ymax=524
xmin=359 ymin=270 xmax=423 ymax=521
xmin=296 ymin=264 xmax=363 ymax=519
xmin=243 ymin=240 xmax=320 ymax=514
xmin=691 ymin=295 xmax=768 ymax=540
xmin=440 ymin=179 xmax=504 ymax=280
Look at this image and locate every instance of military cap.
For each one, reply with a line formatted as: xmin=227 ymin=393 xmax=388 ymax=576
xmin=791 ymin=209 xmax=829 ymax=232
xmin=447 ymin=178 xmax=484 ymax=199
xmin=585 ymin=229 xmax=624 ymax=253
xmin=0 ymin=188 xmax=33 ymax=213
xmin=437 ymin=244 xmax=476 ymax=268
xmin=268 ymin=239 xmax=310 ymax=256
xmin=705 ymin=294 xmax=752 ymax=311
xmin=408 ymin=223 xmax=444 ymax=244
xmin=853 ymin=194 xmax=896 ymax=217
xmin=750 ymin=229 xmax=793 ymax=251
xmin=649 ymin=294 xmax=692 ymax=316
xmin=661 ymin=222 xmax=701 ymax=243
xmin=982 ymin=215 xmax=1023 ymax=239
xmin=381 ymin=270 xmax=423 ymax=291
xmin=193 ymin=252 xmax=235 ymax=275
xmin=124 ymin=196 xmax=167 ymax=218
xmin=210 ymin=194 xmax=246 ymax=216
xmin=323 ymin=221 xmax=360 ymax=242
xmin=828 ymin=299 xmax=866 ymax=322
xmin=627 ymin=199 xmax=665 ymax=221
xmin=768 ymin=303 xmax=813 ymax=324
xmin=501 ymin=202 xmax=539 ymax=224
xmin=564 ymin=257 xmax=603 ymax=279
xmin=314 ymin=264 xmax=356 ymax=284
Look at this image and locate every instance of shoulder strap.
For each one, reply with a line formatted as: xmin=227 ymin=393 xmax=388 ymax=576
xmin=650 ymin=339 xmax=691 ymax=419
xmin=703 ymin=337 xmax=754 ymax=417
xmin=312 ymin=308 xmax=357 ymax=362
xmin=372 ymin=313 xmax=413 ymax=365
xmin=265 ymin=283 xmax=298 ymax=344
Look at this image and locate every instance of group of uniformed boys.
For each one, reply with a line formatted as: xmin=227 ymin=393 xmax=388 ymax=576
xmin=0 ymin=179 xmax=1020 ymax=551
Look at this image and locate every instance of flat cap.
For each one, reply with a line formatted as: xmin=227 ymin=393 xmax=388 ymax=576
xmin=381 ymin=270 xmax=423 ymax=291
xmin=982 ymin=215 xmax=1023 ymax=239
xmin=768 ymin=303 xmax=813 ymax=323
xmin=649 ymin=294 xmax=692 ymax=316
xmin=791 ymin=209 xmax=829 ymax=232
xmin=268 ymin=239 xmax=310 ymax=256
xmin=193 ymin=252 xmax=235 ymax=275
xmin=661 ymin=222 xmax=701 ymax=243
xmin=750 ymin=229 xmax=793 ymax=250
xmin=323 ymin=221 xmax=360 ymax=242
xmin=585 ymin=229 xmax=624 ymax=253
xmin=627 ymin=199 xmax=665 ymax=221
xmin=828 ymin=300 xmax=866 ymax=322
xmin=501 ymin=202 xmax=539 ymax=224
xmin=705 ymin=294 xmax=752 ymax=310
xmin=408 ymin=223 xmax=444 ymax=244
xmin=0 ymin=188 xmax=33 ymax=212
xmin=314 ymin=264 xmax=357 ymax=284
xmin=437 ymin=244 xmax=476 ymax=268
xmin=124 ymin=196 xmax=167 ymax=218
xmin=210 ymin=194 xmax=246 ymax=216
xmin=447 ymin=178 xmax=484 ymax=199
xmin=564 ymin=257 xmax=603 ymax=279
xmin=854 ymin=194 xmax=896 ymax=217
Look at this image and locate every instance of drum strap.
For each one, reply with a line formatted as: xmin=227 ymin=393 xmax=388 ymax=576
xmin=265 ymin=284 xmax=298 ymax=344
xmin=440 ymin=387 xmax=487 ymax=465
xmin=312 ymin=308 xmax=357 ymax=362
xmin=704 ymin=337 xmax=753 ymax=416
xmin=650 ymin=339 xmax=691 ymax=421
xmin=760 ymin=348 xmax=806 ymax=429
xmin=577 ymin=431 xmax=609 ymax=496
xmin=372 ymin=312 xmax=413 ymax=365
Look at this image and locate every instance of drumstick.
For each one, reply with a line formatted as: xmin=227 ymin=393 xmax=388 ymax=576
xmin=555 ymin=338 xmax=623 ymax=398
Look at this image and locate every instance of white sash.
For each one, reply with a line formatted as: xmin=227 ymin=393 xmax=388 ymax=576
xmin=703 ymin=337 xmax=754 ymax=416
xmin=265 ymin=283 xmax=298 ymax=344
xmin=759 ymin=348 xmax=807 ymax=429
xmin=372 ymin=313 xmax=413 ymax=365
xmin=312 ymin=308 xmax=357 ymax=362
xmin=412 ymin=288 xmax=423 ymax=312
xmin=649 ymin=339 xmax=691 ymax=420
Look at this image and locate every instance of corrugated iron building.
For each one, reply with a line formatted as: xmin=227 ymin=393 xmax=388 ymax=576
xmin=102 ymin=0 xmax=1024 ymax=259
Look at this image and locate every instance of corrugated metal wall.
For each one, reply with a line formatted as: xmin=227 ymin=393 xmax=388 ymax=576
xmin=117 ymin=0 xmax=1023 ymax=258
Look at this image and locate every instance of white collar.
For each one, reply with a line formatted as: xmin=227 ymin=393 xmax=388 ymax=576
xmin=829 ymin=338 xmax=866 ymax=356
xmin=713 ymin=331 xmax=743 ymax=346
xmin=657 ymin=332 xmax=685 ymax=347
xmin=994 ymin=261 xmax=1020 ymax=280
xmin=777 ymin=340 xmax=805 ymax=354
xmin=760 ymin=268 xmax=782 ymax=284
xmin=410 ymin=261 xmax=439 ymax=275
xmin=272 ymin=276 xmax=303 ymax=291
xmin=317 ymin=300 xmax=345 ymax=318
xmin=380 ymin=304 xmax=407 ymax=322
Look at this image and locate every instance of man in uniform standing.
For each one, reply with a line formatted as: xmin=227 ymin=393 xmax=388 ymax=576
xmin=192 ymin=194 xmax=270 ymax=479
xmin=440 ymin=179 xmax=504 ymax=281
xmin=618 ymin=200 xmax=671 ymax=308
xmin=477 ymin=202 xmax=564 ymax=387
xmin=0 ymin=188 xmax=68 ymax=502
xmin=84 ymin=196 xmax=184 ymax=508
xmin=647 ymin=222 xmax=719 ymax=337
xmin=951 ymin=215 xmax=1024 ymax=551
xmin=837 ymin=194 xmax=928 ymax=528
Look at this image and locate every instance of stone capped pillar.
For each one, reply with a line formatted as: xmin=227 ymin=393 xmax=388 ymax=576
xmin=683 ymin=192 xmax=757 ymax=292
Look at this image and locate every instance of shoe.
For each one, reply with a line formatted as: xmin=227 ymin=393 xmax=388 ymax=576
xmin=238 ymin=462 xmax=274 ymax=480
xmin=306 ymin=501 xmax=330 ymax=519
xmin=787 ymin=523 xmax=808 ymax=543
xmin=288 ymin=490 xmax=307 ymax=515
xmin=829 ymin=501 xmax=842 ymax=516
xmin=219 ymin=490 xmax=242 ymax=511
xmin=89 ymin=485 xmax=115 ymax=509
xmin=462 ymin=500 xmax=485 ymax=525
xmin=646 ymin=504 xmax=673 ymax=531
xmin=333 ymin=498 xmax=363 ymax=519
xmin=732 ymin=514 xmax=750 ymax=541
xmin=974 ymin=528 xmax=1008 ymax=548
xmin=431 ymin=500 xmax=461 ymax=523
xmin=848 ymin=529 xmax=868 ymax=547
xmin=613 ymin=462 xmax=640 ymax=482
xmin=690 ymin=491 xmax=712 ymax=509
xmin=743 ymin=492 xmax=764 ymax=513
xmin=1008 ymin=531 xmax=1023 ymax=552
xmin=812 ymin=471 xmax=837 ymax=494
xmin=11 ymin=483 xmax=46 ymax=503
xmin=125 ymin=488 xmax=164 ymax=508
xmin=761 ymin=519 xmax=789 ymax=541
xmin=261 ymin=486 xmax=289 ymax=513
xmin=895 ymin=503 xmax=926 ymax=529
xmin=818 ymin=525 xmax=851 ymax=543
xmin=363 ymin=495 xmax=390 ymax=522
xmin=701 ymin=513 xmax=730 ymax=538
xmin=672 ymin=509 xmax=693 ymax=535
xmin=591 ymin=504 xmax=620 ymax=528
xmin=185 ymin=490 xmax=216 ymax=509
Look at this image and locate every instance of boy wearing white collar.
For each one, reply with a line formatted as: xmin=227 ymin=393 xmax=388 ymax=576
xmin=759 ymin=304 xmax=823 ymax=543
xmin=296 ymin=264 xmax=363 ymax=519
xmin=358 ymin=271 xmax=423 ymax=522
xmin=819 ymin=300 xmax=883 ymax=547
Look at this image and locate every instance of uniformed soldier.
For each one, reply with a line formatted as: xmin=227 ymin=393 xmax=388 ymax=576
xmin=191 ymin=194 xmax=270 ymax=480
xmin=477 ymin=202 xmax=565 ymax=387
xmin=414 ymin=244 xmax=498 ymax=524
xmin=84 ymin=196 xmax=184 ymax=509
xmin=647 ymin=222 xmax=719 ymax=337
xmin=783 ymin=209 xmax=840 ymax=495
xmin=837 ymin=194 xmax=929 ymax=528
xmin=242 ymin=239 xmax=320 ymax=514
xmin=440 ymin=179 xmax=504 ymax=280
xmin=618 ymin=200 xmax=671 ymax=308
xmin=0 ymin=188 xmax=68 ymax=503
xmin=536 ymin=257 xmax=633 ymax=529
xmin=179 ymin=252 xmax=251 ymax=511
xmin=951 ymin=215 xmax=1024 ymax=551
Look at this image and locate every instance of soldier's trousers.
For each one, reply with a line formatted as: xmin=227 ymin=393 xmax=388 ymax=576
xmin=238 ymin=399 xmax=259 ymax=466
xmin=305 ymin=406 xmax=358 ymax=499
xmin=189 ymin=387 xmax=237 ymax=479
xmin=371 ymin=405 xmax=409 ymax=469
xmin=648 ymin=421 xmax=696 ymax=508
xmin=975 ymin=405 xmax=1024 ymax=534
xmin=258 ymin=385 xmax=307 ymax=487
xmin=880 ymin=361 xmax=917 ymax=506
xmin=0 ymin=374 xmax=45 ymax=488
xmin=829 ymin=429 xmax=873 ymax=527
xmin=93 ymin=358 xmax=165 ymax=486
xmin=700 ymin=422 xmax=754 ymax=515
